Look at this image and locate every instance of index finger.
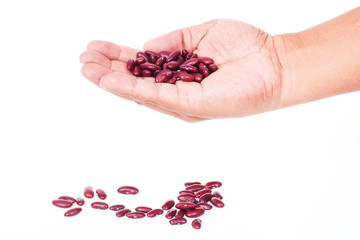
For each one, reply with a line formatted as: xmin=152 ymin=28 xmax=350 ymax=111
xmin=87 ymin=40 xmax=139 ymax=62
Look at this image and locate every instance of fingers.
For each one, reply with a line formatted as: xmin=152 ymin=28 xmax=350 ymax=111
xmin=80 ymin=50 xmax=111 ymax=69
xmin=87 ymin=40 xmax=139 ymax=62
xmin=81 ymin=63 xmax=112 ymax=86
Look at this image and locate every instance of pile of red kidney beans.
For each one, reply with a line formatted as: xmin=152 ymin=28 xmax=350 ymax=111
xmin=52 ymin=181 xmax=224 ymax=230
xmin=127 ymin=50 xmax=218 ymax=83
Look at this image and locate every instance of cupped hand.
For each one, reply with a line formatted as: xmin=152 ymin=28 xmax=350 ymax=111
xmin=80 ymin=19 xmax=284 ymax=122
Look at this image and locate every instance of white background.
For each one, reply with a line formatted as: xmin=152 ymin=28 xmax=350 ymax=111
xmin=0 ymin=0 xmax=359 ymax=239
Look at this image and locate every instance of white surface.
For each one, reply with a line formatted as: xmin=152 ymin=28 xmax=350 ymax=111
xmin=0 ymin=1 xmax=359 ymax=239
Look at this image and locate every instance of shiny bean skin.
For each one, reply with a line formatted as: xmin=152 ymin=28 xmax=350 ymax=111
xmin=117 ymin=186 xmax=139 ymax=195
xmin=135 ymin=206 xmax=152 ymax=213
xmin=185 ymin=207 xmax=205 ymax=218
xmin=76 ymin=198 xmax=85 ymax=206
xmin=194 ymin=189 xmax=212 ymax=198
xmin=165 ymin=209 xmax=177 ymax=219
xmin=179 ymin=73 xmax=195 ymax=82
xmin=126 ymin=212 xmax=146 ymax=219
xmin=179 ymin=64 xmax=198 ymax=73
xmin=169 ymin=217 xmax=187 ymax=225
xmin=64 ymin=208 xmax=82 ymax=217
xmin=116 ymin=209 xmax=131 ymax=217
xmin=205 ymin=181 xmax=222 ymax=189
xmin=155 ymin=69 xmax=173 ymax=83
xmin=182 ymin=58 xmax=199 ymax=66
xmin=198 ymin=63 xmax=210 ymax=77
xmin=213 ymin=191 xmax=223 ymax=199
xmin=52 ymin=199 xmax=73 ymax=208
xmin=135 ymin=57 xmax=146 ymax=64
xmin=208 ymin=64 xmax=218 ymax=72
xmin=145 ymin=50 xmax=161 ymax=58
xmin=199 ymin=57 xmax=214 ymax=65
xmin=199 ymin=193 xmax=213 ymax=203
xmin=139 ymin=63 xmax=160 ymax=71
xmin=162 ymin=200 xmax=175 ymax=210
xmin=197 ymin=203 xmax=213 ymax=210
xmin=167 ymin=50 xmax=181 ymax=62
xmin=155 ymin=56 xmax=166 ymax=66
xmin=176 ymin=56 xmax=184 ymax=65
xmin=149 ymin=54 xmax=158 ymax=64
xmin=186 ymin=52 xmax=194 ymax=60
xmin=141 ymin=70 xmax=152 ymax=77
xmin=192 ymin=219 xmax=202 ymax=229
xmin=83 ymin=186 xmax=94 ymax=199
xmin=177 ymin=193 xmax=195 ymax=202
xmin=184 ymin=182 xmax=202 ymax=187
xmin=96 ymin=189 xmax=107 ymax=200
xmin=136 ymin=52 xmax=149 ymax=62
xmin=181 ymin=49 xmax=189 ymax=58
xmin=153 ymin=69 xmax=161 ymax=77
xmin=58 ymin=196 xmax=76 ymax=203
xmin=191 ymin=53 xmax=198 ymax=59
xmin=192 ymin=73 xmax=204 ymax=83
xmin=159 ymin=51 xmax=170 ymax=57
xmin=91 ymin=202 xmax=109 ymax=210
xmin=175 ymin=202 xmax=197 ymax=210
xmin=167 ymin=61 xmax=180 ymax=70
xmin=186 ymin=184 xmax=205 ymax=192
xmin=210 ymin=197 xmax=225 ymax=208
xmin=147 ymin=209 xmax=164 ymax=218
xmin=175 ymin=209 xmax=186 ymax=218
xmin=165 ymin=77 xmax=177 ymax=84
xmin=109 ymin=204 xmax=125 ymax=211
xmin=133 ymin=66 xmax=141 ymax=77
xmin=127 ymin=59 xmax=135 ymax=72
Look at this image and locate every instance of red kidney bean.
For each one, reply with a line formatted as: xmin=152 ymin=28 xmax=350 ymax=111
xmin=185 ymin=207 xmax=205 ymax=218
xmin=136 ymin=52 xmax=149 ymax=62
xmin=175 ymin=210 xmax=186 ymax=218
xmin=205 ymin=181 xmax=222 ymax=189
xmin=208 ymin=64 xmax=218 ymax=72
xmin=179 ymin=73 xmax=195 ymax=82
xmin=191 ymin=53 xmax=198 ymax=59
xmin=116 ymin=209 xmax=131 ymax=217
xmin=194 ymin=189 xmax=211 ymax=198
xmin=184 ymin=182 xmax=202 ymax=187
xmin=64 ymin=207 xmax=82 ymax=217
xmin=175 ymin=202 xmax=197 ymax=210
xmin=159 ymin=51 xmax=170 ymax=57
xmin=96 ymin=189 xmax=107 ymax=200
xmin=213 ymin=191 xmax=223 ymax=199
xmin=181 ymin=49 xmax=189 ymax=58
xmin=91 ymin=202 xmax=109 ymax=210
xmin=126 ymin=212 xmax=146 ymax=219
xmin=197 ymin=203 xmax=213 ymax=210
xmin=210 ymin=197 xmax=224 ymax=208
xmin=162 ymin=200 xmax=175 ymax=210
xmin=135 ymin=57 xmax=146 ymax=64
xmin=135 ymin=206 xmax=152 ymax=213
xmin=155 ymin=56 xmax=166 ymax=66
xmin=177 ymin=193 xmax=195 ymax=202
xmin=176 ymin=56 xmax=184 ymax=65
xmin=155 ymin=69 xmax=173 ymax=83
xmin=199 ymin=57 xmax=214 ymax=65
xmin=169 ymin=217 xmax=187 ymax=225
xmin=192 ymin=219 xmax=202 ymax=229
xmin=76 ymin=197 xmax=85 ymax=206
xmin=117 ymin=186 xmax=139 ymax=195
xmin=141 ymin=70 xmax=152 ymax=77
xmin=186 ymin=52 xmax=194 ymax=60
xmin=84 ymin=186 xmax=94 ymax=199
xmin=133 ymin=66 xmax=141 ymax=77
xmin=52 ymin=199 xmax=73 ymax=208
xmin=199 ymin=193 xmax=213 ymax=203
xmin=179 ymin=190 xmax=195 ymax=195
xmin=165 ymin=77 xmax=177 ymax=84
xmin=182 ymin=58 xmax=199 ymax=66
xmin=145 ymin=50 xmax=161 ymax=58
xmin=109 ymin=204 xmax=125 ymax=211
xmin=179 ymin=64 xmax=198 ymax=73
xmin=192 ymin=73 xmax=204 ymax=83
xmin=139 ymin=63 xmax=160 ymax=71
xmin=147 ymin=209 xmax=164 ymax=218
xmin=198 ymin=63 xmax=210 ymax=77
xmin=127 ymin=59 xmax=135 ymax=72
xmin=149 ymin=54 xmax=158 ymax=64
xmin=162 ymin=63 xmax=168 ymax=70
xmin=167 ymin=61 xmax=180 ymax=70
xmin=165 ymin=209 xmax=177 ymax=219
xmin=167 ymin=50 xmax=181 ymax=62
xmin=186 ymin=184 xmax=205 ymax=192
xmin=58 ymin=196 xmax=76 ymax=203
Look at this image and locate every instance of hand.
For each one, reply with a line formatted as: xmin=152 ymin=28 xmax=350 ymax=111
xmin=80 ymin=19 xmax=284 ymax=122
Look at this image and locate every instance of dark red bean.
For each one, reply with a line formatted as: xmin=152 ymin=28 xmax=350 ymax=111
xmin=162 ymin=200 xmax=175 ymax=210
xmin=109 ymin=204 xmax=125 ymax=211
xmin=135 ymin=206 xmax=152 ymax=213
xmin=186 ymin=184 xmax=205 ymax=192
xmin=96 ymin=189 xmax=107 ymax=200
xmin=176 ymin=56 xmax=184 ymax=65
xmin=145 ymin=50 xmax=161 ymax=58
xmin=147 ymin=209 xmax=164 ymax=218
xmin=153 ymin=69 xmax=161 ymax=77
xmin=165 ymin=209 xmax=177 ymax=219
xmin=162 ymin=63 xmax=168 ymax=70
xmin=165 ymin=77 xmax=177 ymax=84
xmin=179 ymin=190 xmax=195 ymax=195
xmin=210 ymin=197 xmax=225 ymax=208
xmin=197 ymin=203 xmax=213 ymax=210
xmin=136 ymin=52 xmax=149 ymax=62
xmin=186 ymin=52 xmax=194 ymax=60
xmin=198 ymin=63 xmax=210 ymax=77
xmin=116 ymin=209 xmax=131 ymax=217
xmin=181 ymin=49 xmax=189 ymax=58
xmin=184 ymin=182 xmax=202 ymax=187
xmin=182 ymin=58 xmax=199 ymax=66
xmin=135 ymin=57 xmax=146 ymax=64
xmin=175 ymin=210 xmax=186 ymax=218
xmin=194 ymin=189 xmax=212 ymax=198
xmin=139 ymin=63 xmax=160 ymax=71
xmin=155 ymin=56 xmax=166 ymax=66
xmin=199 ymin=57 xmax=214 ymax=65
xmin=167 ymin=50 xmax=181 ymax=62
xmin=170 ymin=217 xmax=187 ymax=225
xmin=208 ymin=64 xmax=218 ymax=72
xmin=91 ymin=202 xmax=109 ymax=210
xmin=133 ymin=66 xmax=141 ymax=77
xmin=167 ymin=61 xmax=180 ymax=70
xmin=149 ymin=54 xmax=158 ymax=64
xmin=199 ymin=193 xmax=213 ymax=203
xmin=127 ymin=59 xmax=135 ymax=72
xmin=84 ymin=186 xmax=94 ymax=199
xmin=117 ymin=186 xmax=139 ymax=195
xmin=191 ymin=53 xmax=198 ymax=59
xmin=192 ymin=73 xmax=204 ymax=83
xmin=179 ymin=73 xmax=195 ymax=82
xmin=205 ymin=181 xmax=222 ymax=189
xmin=155 ymin=69 xmax=173 ymax=83
xmin=76 ymin=197 xmax=85 ymax=206
xmin=213 ymin=191 xmax=223 ymax=199
xmin=58 ymin=196 xmax=76 ymax=203
xmin=64 ymin=208 xmax=82 ymax=217
xmin=177 ymin=193 xmax=195 ymax=202
xmin=192 ymin=219 xmax=202 ymax=229
xmin=175 ymin=202 xmax=197 ymax=210
xmin=159 ymin=51 xmax=170 ymax=57
xmin=141 ymin=70 xmax=152 ymax=77
xmin=179 ymin=64 xmax=198 ymax=73
xmin=126 ymin=212 xmax=146 ymax=219
xmin=52 ymin=199 xmax=73 ymax=208
xmin=185 ymin=207 xmax=205 ymax=218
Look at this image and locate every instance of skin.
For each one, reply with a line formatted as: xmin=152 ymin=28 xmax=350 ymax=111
xmin=80 ymin=7 xmax=360 ymax=122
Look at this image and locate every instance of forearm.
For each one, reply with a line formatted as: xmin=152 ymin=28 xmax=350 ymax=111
xmin=274 ymin=7 xmax=360 ymax=107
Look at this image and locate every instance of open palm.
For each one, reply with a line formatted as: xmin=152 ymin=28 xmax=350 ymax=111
xmin=80 ymin=20 xmax=284 ymax=122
